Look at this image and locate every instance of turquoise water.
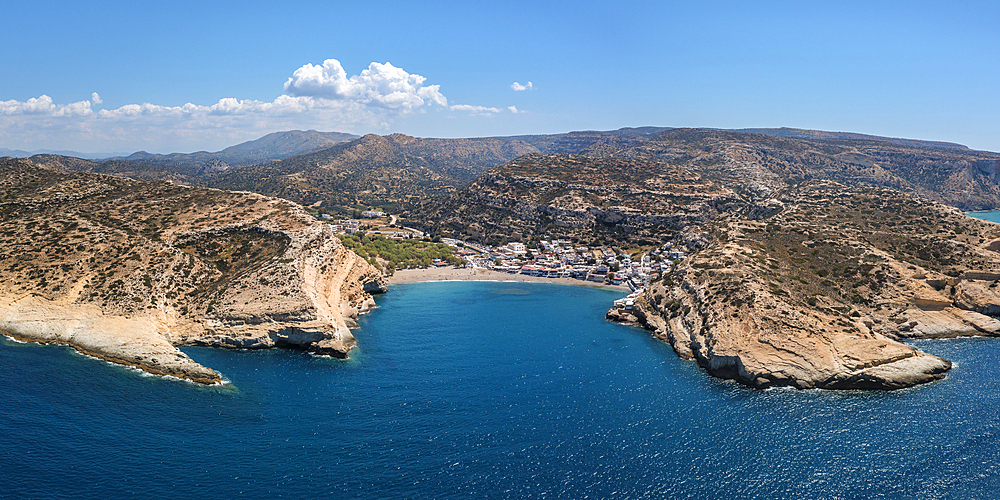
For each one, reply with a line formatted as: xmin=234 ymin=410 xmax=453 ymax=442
xmin=3 ymin=281 xmax=1000 ymax=499
xmin=967 ymin=209 xmax=1000 ymax=223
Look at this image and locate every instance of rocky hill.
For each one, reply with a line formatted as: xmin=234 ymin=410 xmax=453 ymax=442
xmin=30 ymin=130 xmax=360 ymax=184
xmin=112 ymin=130 xmax=359 ymax=169
xmin=500 ymin=127 xmax=671 ymax=154
xmin=38 ymin=128 xmax=673 ymax=215
xmin=609 ymin=181 xmax=1000 ymax=389
xmin=728 ymin=127 xmax=970 ymax=150
xmin=411 ymin=128 xmax=1000 ymax=246
xmin=644 ymin=129 xmax=1000 ymax=210
xmin=202 ymin=133 xmax=538 ymax=211
xmin=0 ymin=158 xmax=385 ymax=384
xmin=407 ymin=153 xmax=735 ymax=246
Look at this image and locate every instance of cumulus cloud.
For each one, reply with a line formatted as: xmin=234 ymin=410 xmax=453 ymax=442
xmin=507 ymin=105 xmax=525 ymax=114
xmin=0 ymin=58 xmax=506 ymax=152
xmin=0 ymin=95 xmax=93 ymax=117
xmin=284 ymin=59 xmax=447 ymax=111
xmin=511 ymin=81 xmax=533 ymax=91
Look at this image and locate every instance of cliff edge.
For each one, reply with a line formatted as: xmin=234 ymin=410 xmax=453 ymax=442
xmin=609 ymin=181 xmax=1000 ymax=389
xmin=0 ymin=158 xmax=385 ymax=384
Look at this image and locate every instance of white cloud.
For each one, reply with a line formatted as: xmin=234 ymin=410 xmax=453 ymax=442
xmin=507 ymin=105 xmax=526 ymax=114
xmin=511 ymin=81 xmax=533 ymax=91
xmin=284 ymin=59 xmax=447 ymax=111
xmin=0 ymin=95 xmax=93 ymax=117
xmin=450 ymin=104 xmax=501 ymax=115
xmin=0 ymin=58 xmax=502 ymax=152
xmin=0 ymin=93 xmax=377 ymax=152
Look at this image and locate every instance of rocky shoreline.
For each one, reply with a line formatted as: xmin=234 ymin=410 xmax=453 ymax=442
xmin=608 ymin=183 xmax=1000 ymax=390
xmin=0 ymin=159 xmax=386 ymax=384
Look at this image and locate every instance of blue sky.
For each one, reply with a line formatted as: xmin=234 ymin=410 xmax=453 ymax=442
xmin=2 ymin=0 xmax=997 ymax=153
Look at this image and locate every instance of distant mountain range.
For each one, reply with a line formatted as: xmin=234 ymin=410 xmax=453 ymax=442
xmin=727 ymin=127 xmax=970 ymax=150
xmin=23 ymin=125 xmax=1000 ymax=225
xmin=0 ymin=148 xmax=130 ymax=159
xmin=108 ymin=130 xmax=360 ymax=169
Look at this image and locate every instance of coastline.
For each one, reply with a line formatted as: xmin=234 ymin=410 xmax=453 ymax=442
xmin=387 ymin=267 xmax=631 ymax=291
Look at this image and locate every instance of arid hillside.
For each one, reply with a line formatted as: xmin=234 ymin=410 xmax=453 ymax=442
xmin=411 ymin=128 xmax=1000 ymax=245
xmin=0 ymin=158 xmax=384 ymax=383
xmin=202 ymin=133 xmax=538 ymax=212
xmin=610 ymin=181 xmax=1000 ymax=389
xmin=408 ymin=153 xmax=735 ymax=246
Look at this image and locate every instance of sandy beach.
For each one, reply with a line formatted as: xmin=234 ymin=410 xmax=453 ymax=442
xmin=386 ymin=266 xmax=631 ymax=291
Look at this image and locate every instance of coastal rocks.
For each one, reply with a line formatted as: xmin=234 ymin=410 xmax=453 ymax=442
xmin=895 ymin=306 xmax=1000 ymax=339
xmin=616 ymin=278 xmax=952 ymax=390
xmin=0 ymin=159 xmax=384 ymax=384
xmin=953 ymin=280 xmax=1000 ymax=316
xmin=608 ymin=183 xmax=1000 ymax=391
xmin=0 ymin=297 xmax=222 ymax=384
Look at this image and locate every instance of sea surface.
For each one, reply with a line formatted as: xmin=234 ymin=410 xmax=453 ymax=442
xmin=967 ymin=209 xmax=1000 ymax=224
xmin=3 ymin=281 xmax=1000 ymax=499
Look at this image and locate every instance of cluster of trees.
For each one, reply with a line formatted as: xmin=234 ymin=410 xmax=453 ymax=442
xmin=337 ymin=234 xmax=463 ymax=272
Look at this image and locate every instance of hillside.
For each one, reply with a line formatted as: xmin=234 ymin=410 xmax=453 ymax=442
xmin=203 ymin=133 xmax=538 ymax=212
xmin=28 ymin=128 xmax=679 ymax=214
xmin=411 ymin=128 xmax=1000 ymax=245
xmin=645 ymin=129 xmax=1000 ymax=210
xmin=31 ymin=130 xmax=360 ymax=183
xmin=0 ymin=158 xmax=385 ymax=383
xmin=112 ymin=129 xmax=359 ymax=169
xmin=407 ymin=153 xmax=734 ymax=246
xmin=610 ymin=181 xmax=1000 ymax=389
xmin=33 ymin=125 xmax=996 ymax=221
xmin=728 ymin=127 xmax=970 ymax=150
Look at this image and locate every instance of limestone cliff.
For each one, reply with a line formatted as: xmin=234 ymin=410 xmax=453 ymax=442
xmin=0 ymin=158 xmax=385 ymax=384
xmin=610 ymin=181 xmax=1000 ymax=390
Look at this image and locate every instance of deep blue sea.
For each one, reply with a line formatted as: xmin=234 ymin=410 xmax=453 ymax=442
xmin=3 ymin=281 xmax=1000 ymax=499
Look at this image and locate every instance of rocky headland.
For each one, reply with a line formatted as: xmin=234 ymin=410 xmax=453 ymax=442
xmin=609 ymin=181 xmax=1000 ymax=389
xmin=0 ymin=158 xmax=385 ymax=384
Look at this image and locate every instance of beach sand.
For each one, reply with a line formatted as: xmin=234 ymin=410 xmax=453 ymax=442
xmin=386 ymin=267 xmax=631 ymax=291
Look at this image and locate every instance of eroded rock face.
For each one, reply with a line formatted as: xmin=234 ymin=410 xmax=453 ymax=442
xmin=609 ymin=182 xmax=1000 ymax=390
xmin=0 ymin=159 xmax=385 ymax=384
xmin=622 ymin=278 xmax=952 ymax=390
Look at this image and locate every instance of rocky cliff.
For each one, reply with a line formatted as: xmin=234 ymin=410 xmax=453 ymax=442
xmin=0 ymin=158 xmax=385 ymax=384
xmin=609 ymin=181 xmax=1000 ymax=389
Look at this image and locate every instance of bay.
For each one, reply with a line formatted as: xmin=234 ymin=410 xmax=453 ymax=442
xmin=2 ymin=281 xmax=1000 ymax=499
xmin=967 ymin=210 xmax=1000 ymax=223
